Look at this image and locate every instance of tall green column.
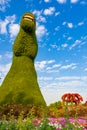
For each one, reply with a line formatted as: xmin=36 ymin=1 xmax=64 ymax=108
xmin=0 ymin=12 xmax=46 ymax=106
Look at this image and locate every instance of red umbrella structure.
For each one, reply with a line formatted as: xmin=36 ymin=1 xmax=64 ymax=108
xmin=62 ymin=93 xmax=83 ymax=105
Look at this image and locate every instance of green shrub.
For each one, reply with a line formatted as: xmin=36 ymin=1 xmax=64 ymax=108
xmin=0 ymin=104 xmax=47 ymax=120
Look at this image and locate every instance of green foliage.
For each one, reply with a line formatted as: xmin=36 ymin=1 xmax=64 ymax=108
xmin=0 ymin=103 xmax=86 ymax=130
xmin=0 ymin=116 xmax=84 ymax=130
xmin=0 ymin=104 xmax=47 ymax=120
xmin=68 ymin=105 xmax=87 ymax=118
xmin=47 ymin=101 xmax=87 ymax=118
xmin=62 ymin=122 xmax=82 ymax=130
xmin=37 ymin=119 xmax=55 ymax=130
xmin=0 ymin=12 xmax=46 ymax=106
xmin=47 ymin=101 xmax=64 ymax=118
xmin=49 ymin=101 xmax=62 ymax=109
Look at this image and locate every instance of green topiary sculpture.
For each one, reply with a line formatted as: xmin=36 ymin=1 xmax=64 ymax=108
xmin=0 ymin=12 xmax=46 ymax=106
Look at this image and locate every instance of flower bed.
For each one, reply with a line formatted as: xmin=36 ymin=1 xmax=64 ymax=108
xmin=0 ymin=102 xmax=87 ymax=129
xmin=48 ymin=117 xmax=87 ymax=130
xmin=0 ymin=117 xmax=87 ymax=130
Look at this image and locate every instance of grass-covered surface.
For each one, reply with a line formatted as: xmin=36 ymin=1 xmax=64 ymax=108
xmin=0 ymin=12 xmax=46 ymax=106
xmin=0 ymin=103 xmax=87 ymax=130
xmin=0 ymin=56 xmax=46 ymax=106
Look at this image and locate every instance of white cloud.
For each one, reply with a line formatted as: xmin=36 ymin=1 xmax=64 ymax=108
xmin=50 ymin=43 xmax=60 ymax=50
xmin=51 ymin=43 xmax=68 ymax=51
xmin=0 ymin=55 xmax=2 ymax=59
xmin=4 ymin=52 xmax=12 ymax=59
xmin=84 ymin=68 xmax=87 ymax=71
xmin=52 ymin=64 xmax=61 ymax=68
xmin=82 ymin=35 xmax=87 ymax=41
xmin=67 ymin=37 xmax=72 ymax=40
xmin=78 ymin=22 xmax=84 ymax=26
xmin=6 ymin=15 xmax=16 ymax=24
xmin=46 ymin=64 xmax=61 ymax=70
xmin=62 ymin=21 xmax=67 ymax=25
xmin=44 ymin=7 xmax=55 ymax=15
xmin=62 ymin=22 xmax=74 ymax=28
xmin=0 ymin=63 xmax=11 ymax=84
xmin=0 ymin=19 xmax=9 ymax=34
xmin=38 ymin=76 xmax=53 ymax=81
xmin=71 ymin=0 xmax=79 ymax=3
xmin=55 ymin=76 xmax=82 ymax=81
xmin=69 ymin=40 xmax=81 ymax=50
xmin=44 ymin=0 xmax=50 ymax=2
xmin=0 ymin=63 xmax=11 ymax=73
xmin=69 ymin=36 xmax=87 ymax=50
xmin=47 ymin=60 xmax=55 ymax=64
xmin=41 ymin=76 xmax=87 ymax=104
xmin=33 ymin=10 xmax=46 ymax=23
xmin=9 ymin=24 xmax=19 ymax=38
xmin=0 ymin=52 xmax=12 ymax=60
xmin=47 ymin=70 xmax=59 ymax=73
xmin=36 ymin=24 xmax=47 ymax=40
xmin=57 ymin=0 xmax=66 ymax=4
xmin=55 ymin=26 xmax=60 ymax=31
xmin=33 ymin=10 xmax=41 ymax=16
xmin=61 ymin=43 xmax=68 ymax=48
xmin=35 ymin=60 xmax=55 ymax=71
xmin=42 ymin=88 xmax=60 ymax=105
xmin=35 ymin=60 xmax=47 ymax=70
xmin=0 ymin=15 xmax=17 ymax=35
xmin=40 ymin=76 xmax=87 ymax=104
xmin=60 ymin=63 xmax=77 ymax=70
xmin=0 ymin=0 xmax=11 ymax=12
xmin=67 ymin=23 xmax=73 ymax=28
xmin=35 ymin=60 xmax=61 ymax=73
xmin=0 ymin=51 xmax=13 ymax=84
xmin=55 ymin=12 xmax=60 ymax=16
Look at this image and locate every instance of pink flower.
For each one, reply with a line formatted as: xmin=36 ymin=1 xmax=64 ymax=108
xmin=32 ymin=118 xmax=41 ymax=126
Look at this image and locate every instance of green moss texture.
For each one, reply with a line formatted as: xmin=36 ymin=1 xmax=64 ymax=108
xmin=0 ymin=12 xmax=46 ymax=106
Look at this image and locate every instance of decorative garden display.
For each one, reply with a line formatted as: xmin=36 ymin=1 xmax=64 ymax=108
xmin=0 ymin=12 xmax=46 ymax=106
xmin=62 ymin=93 xmax=83 ymax=104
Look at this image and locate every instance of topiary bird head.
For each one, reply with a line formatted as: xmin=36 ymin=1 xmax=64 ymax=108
xmin=20 ymin=12 xmax=36 ymax=33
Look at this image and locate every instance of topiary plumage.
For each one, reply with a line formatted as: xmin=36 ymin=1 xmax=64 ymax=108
xmin=0 ymin=12 xmax=46 ymax=106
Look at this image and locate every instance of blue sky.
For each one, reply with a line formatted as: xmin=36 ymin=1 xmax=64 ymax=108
xmin=0 ymin=0 xmax=87 ymax=105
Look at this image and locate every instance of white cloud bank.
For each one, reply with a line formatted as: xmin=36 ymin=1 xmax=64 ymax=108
xmin=40 ymin=76 xmax=87 ymax=105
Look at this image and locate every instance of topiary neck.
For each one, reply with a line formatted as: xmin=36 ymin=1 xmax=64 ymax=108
xmin=13 ymin=27 xmax=38 ymax=60
xmin=20 ymin=28 xmax=35 ymax=36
